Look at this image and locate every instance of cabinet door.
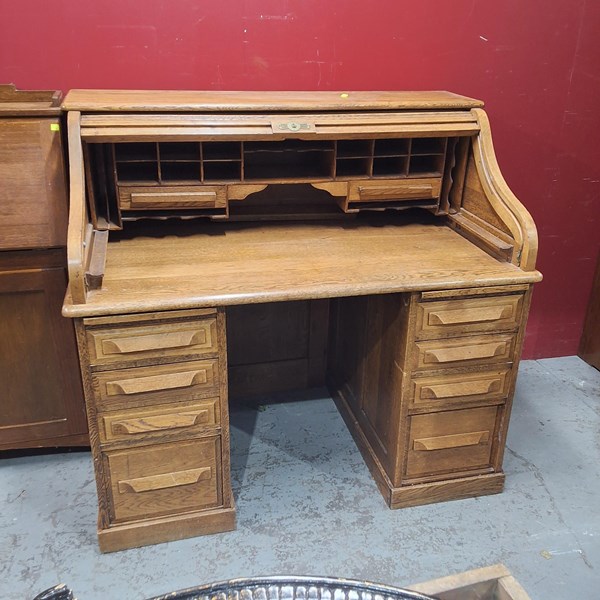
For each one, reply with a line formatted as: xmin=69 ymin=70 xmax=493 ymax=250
xmin=0 ymin=255 xmax=87 ymax=449
xmin=0 ymin=117 xmax=67 ymax=250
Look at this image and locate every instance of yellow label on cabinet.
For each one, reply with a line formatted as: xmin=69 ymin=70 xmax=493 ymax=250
xmin=50 ymin=123 xmax=60 ymax=131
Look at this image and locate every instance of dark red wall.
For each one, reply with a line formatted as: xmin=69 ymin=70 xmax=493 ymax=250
xmin=2 ymin=0 xmax=599 ymax=358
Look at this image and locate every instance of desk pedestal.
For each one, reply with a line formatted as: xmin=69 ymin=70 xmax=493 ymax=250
xmin=75 ymin=308 xmax=235 ymax=552
xmin=328 ymin=285 xmax=532 ymax=509
xmin=75 ymin=284 xmax=531 ymax=551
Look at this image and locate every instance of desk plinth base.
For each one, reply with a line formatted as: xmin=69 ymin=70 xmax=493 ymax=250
xmin=332 ymin=386 xmax=505 ymax=510
xmin=97 ymin=506 xmax=236 ymax=553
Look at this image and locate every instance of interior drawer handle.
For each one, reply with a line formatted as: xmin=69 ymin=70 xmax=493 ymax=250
xmin=106 ymin=369 xmax=209 ymax=396
xmin=425 ymin=341 xmax=507 ymax=363
xmin=421 ymin=379 xmax=501 ymax=399
xmin=102 ymin=330 xmax=206 ymax=355
xmin=111 ymin=410 xmax=210 ymax=435
xmin=413 ymin=430 xmax=490 ymax=451
xmin=358 ymin=184 xmax=433 ymax=200
xmin=428 ymin=305 xmax=512 ymax=326
xmin=118 ymin=467 xmax=212 ymax=493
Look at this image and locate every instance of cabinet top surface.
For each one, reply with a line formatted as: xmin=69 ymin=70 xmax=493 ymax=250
xmin=0 ymin=84 xmax=62 ymax=116
xmin=62 ymin=90 xmax=484 ymax=112
xmin=63 ymin=216 xmax=540 ymax=318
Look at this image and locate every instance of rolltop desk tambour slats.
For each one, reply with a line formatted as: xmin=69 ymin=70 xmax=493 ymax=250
xmin=61 ymin=91 xmax=541 ymax=552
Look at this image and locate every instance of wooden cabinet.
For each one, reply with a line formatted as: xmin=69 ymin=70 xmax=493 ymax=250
xmin=579 ymin=251 xmax=600 ymax=370
xmin=0 ymin=85 xmax=86 ymax=450
xmin=0 ymin=250 xmax=87 ymax=449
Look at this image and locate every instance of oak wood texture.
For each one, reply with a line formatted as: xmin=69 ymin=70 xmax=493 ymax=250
xmin=85 ymin=316 xmax=217 ymax=367
xmin=61 ymin=90 xmax=540 ymax=548
xmin=75 ymin=307 xmax=234 ymax=552
xmin=579 ymin=250 xmax=600 ymax=370
xmin=410 ymin=367 xmax=511 ymax=412
xmin=0 ymin=250 xmax=87 ymax=450
xmin=406 ymin=406 xmax=499 ymax=479
xmin=0 ymin=118 xmax=67 ymax=250
xmin=409 ymin=563 xmax=533 ymax=600
xmin=0 ymin=83 xmax=62 ymax=116
xmin=413 ymin=333 xmax=516 ymax=370
xmin=97 ymin=506 xmax=236 ymax=553
xmin=62 ymin=217 xmax=540 ymax=318
xmin=92 ymin=360 xmax=218 ymax=409
xmin=120 ymin=185 xmax=227 ymax=211
xmin=63 ymin=90 xmax=484 ymax=112
xmin=98 ymin=397 xmax=219 ymax=444
xmin=328 ymin=284 xmax=533 ymax=508
xmin=0 ymin=85 xmax=86 ymax=450
xmin=415 ymin=293 xmax=524 ymax=339
xmin=227 ymin=299 xmax=329 ymax=398
xmin=105 ymin=436 xmax=222 ymax=522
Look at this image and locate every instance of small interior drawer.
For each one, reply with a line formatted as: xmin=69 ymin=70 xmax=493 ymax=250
xmin=86 ymin=317 xmax=217 ymax=367
xmin=105 ymin=437 xmax=222 ymax=522
xmin=405 ymin=406 xmax=500 ymax=479
xmin=93 ymin=360 xmax=218 ymax=410
xmin=411 ymin=367 xmax=511 ymax=411
xmin=414 ymin=333 xmax=516 ymax=371
xmin=348 ymin=178 xmax=442 ymax=202
xmin=416 ymin=294 xmax=524 ymax=339
xmin=118 ymin=185 xmax=227 ymax=211
xmin=98 ymin=397 xmax=220 ymax=444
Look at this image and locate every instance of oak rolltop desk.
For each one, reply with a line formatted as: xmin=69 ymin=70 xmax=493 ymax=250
xmin=61 ymin=90 xmax=541 ymax=552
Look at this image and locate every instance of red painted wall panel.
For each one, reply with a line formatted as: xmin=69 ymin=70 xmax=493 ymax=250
xmin=1 ymin=0 xmax=598 ymax=358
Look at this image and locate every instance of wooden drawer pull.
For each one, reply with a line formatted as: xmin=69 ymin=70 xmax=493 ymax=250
xmin=428 ymin=306 xmax=512 ymax=326
xmin=425 ymin=341 xmax=507 ymax=363
xmin=106 ymin=369 xmax=208 ymax=396
xmin=358 ymin=184 xmax=433 ymax=200
xmin=101 ymin=330 xmax=205 ymax=355
xmin=118 ymin=467 xmax=212 ymax=494
xmin=421 ymin=379 xmax=501 ymax=399
xmin=414 ymin=430 xmax=490 ymax=451
xmin=111 ymin=410 xmax=209 ymax=435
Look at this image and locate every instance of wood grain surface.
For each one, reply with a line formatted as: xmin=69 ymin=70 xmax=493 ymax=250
xmin=64 ymin=216 xmax=540 ymax=317
xmin=63 ymin=90 xmax=484 ymax=112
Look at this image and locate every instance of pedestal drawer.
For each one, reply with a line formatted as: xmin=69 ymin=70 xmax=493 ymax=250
xmin=411 ymin=367 xmax=511 ymax=412
xmin=405 ymin=406 xmax=500 ymax=480
xmin=86 ymin=317 xmax=217 ymax=367
xmin=105 ymin=437 xmax=222 ymax=523
xmin=92 ymin=360 xmax=218 ymax=410
xmin=416 ymin=294 xmax=524 ymax=339
xmin=98 ymin=397 xmax=220 ymax=444
xmin=414 ymin=333 xmax=516 ymax=371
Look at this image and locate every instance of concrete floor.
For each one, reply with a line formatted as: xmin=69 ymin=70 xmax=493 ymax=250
xmin=1 ymin=356 xmax=599 ymax=600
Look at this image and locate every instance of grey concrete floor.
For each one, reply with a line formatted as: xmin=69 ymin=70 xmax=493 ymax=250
xmin=1 ymin=356 xmax=599 ymax=600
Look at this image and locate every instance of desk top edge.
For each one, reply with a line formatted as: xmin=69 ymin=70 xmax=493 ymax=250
xmin=62 ymin=90 xmax=484 ymax=112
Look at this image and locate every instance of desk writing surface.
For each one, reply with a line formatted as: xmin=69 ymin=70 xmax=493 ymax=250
xmin=64 ymin=215 xmax=540 ymax=318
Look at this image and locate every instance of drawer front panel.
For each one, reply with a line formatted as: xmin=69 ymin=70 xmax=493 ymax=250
xmin=99 ymin=397 xmax=220 ymax=444
xmin=118 ymin=185 xmax=227 ymax=211
xmin=416 ymin=294 xmax=524 ymax=339
xmin=348 ymin=178 xmax=442 ymax=202
xmin=105 ymin=437 xmax=222 ymax=522
xmin=414 ymin=333 xmax=516 ymax=371
xmin=406 ymin=406 xmax=499 ymax=479
xmin=411 ymin=368 xmax=511 ymax=411
xmin=87 ymin=317 xmax=217 ymax=366
xmin=93 ymin=360 xmax=218 ymax=409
